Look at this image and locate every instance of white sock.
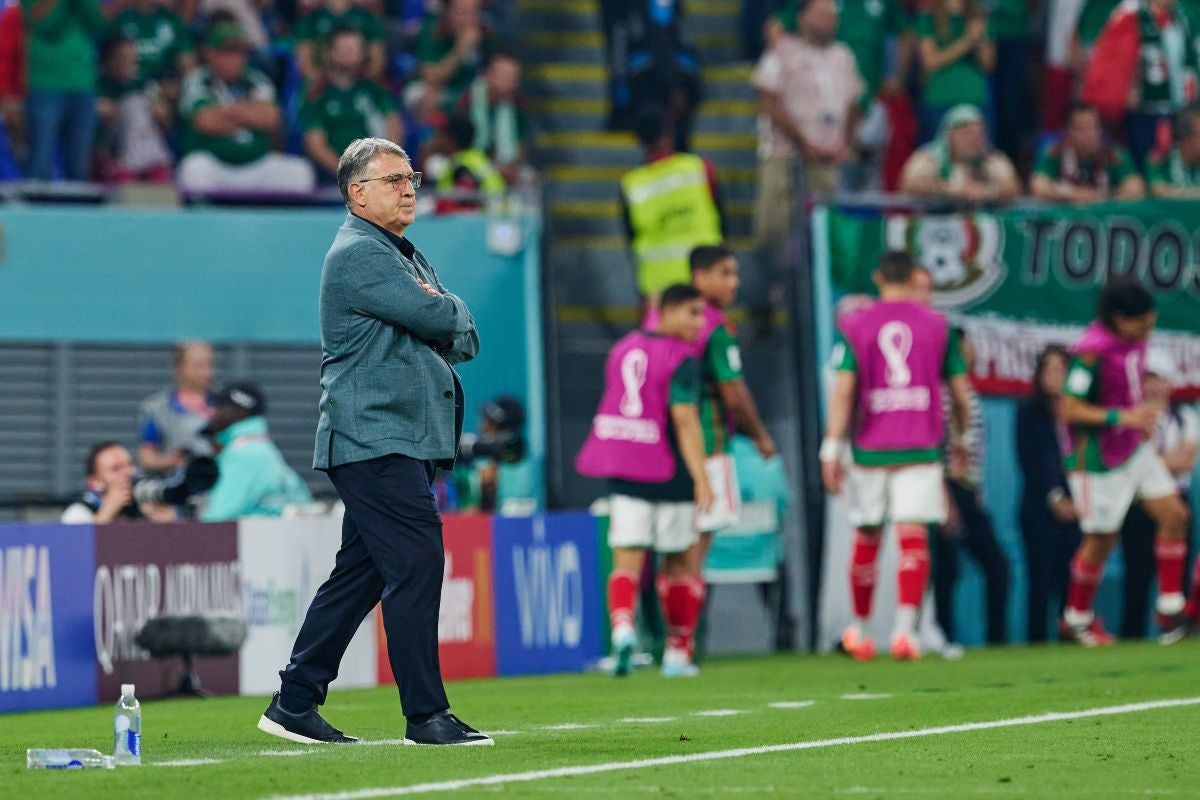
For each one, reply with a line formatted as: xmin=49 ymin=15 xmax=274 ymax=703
xmin=1157 ymin=592 xmax=1186 ymax=616
xmin=893 ymin=606 xmax=918 ymax=636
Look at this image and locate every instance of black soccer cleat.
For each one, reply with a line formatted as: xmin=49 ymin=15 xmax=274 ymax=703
xmin=257 ymin=692 xmax=361 ymax=744
xmin=403 ymin=711 xmax=494 ymax=746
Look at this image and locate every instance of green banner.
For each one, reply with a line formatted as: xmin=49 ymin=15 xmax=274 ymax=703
xmin=825 ymin=200 xmax=1200 ymax=395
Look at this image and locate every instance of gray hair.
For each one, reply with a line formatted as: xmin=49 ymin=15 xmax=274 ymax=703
xmin=337 ymin=138 xmax=410 ymax=210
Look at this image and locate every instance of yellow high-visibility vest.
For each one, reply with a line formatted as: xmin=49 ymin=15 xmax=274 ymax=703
xmin=620 ymin=152 xmax=722 ymax=295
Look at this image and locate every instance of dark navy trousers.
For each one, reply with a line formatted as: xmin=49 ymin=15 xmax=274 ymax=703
xmin=280 ymin=454 xmax=449 ymax=720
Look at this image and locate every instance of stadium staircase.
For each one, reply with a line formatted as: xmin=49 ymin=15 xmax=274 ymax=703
xmin=515 ymin=0 xmax=762 ymax=506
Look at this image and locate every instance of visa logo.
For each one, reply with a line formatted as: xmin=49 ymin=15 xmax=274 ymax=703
xmin=511 ymin=542 xmax=582 ymax=649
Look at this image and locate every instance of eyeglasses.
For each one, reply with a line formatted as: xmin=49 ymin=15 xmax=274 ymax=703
xmin=355 ymin=172 xmax=423 ymax=190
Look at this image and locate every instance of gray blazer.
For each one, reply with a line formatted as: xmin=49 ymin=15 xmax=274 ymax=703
xmin=314 ymin=214 xmax=480 ymax=470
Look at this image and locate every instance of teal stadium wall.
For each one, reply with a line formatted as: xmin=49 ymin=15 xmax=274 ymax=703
xmin=0 ymin=207 xmax=545 ymax=496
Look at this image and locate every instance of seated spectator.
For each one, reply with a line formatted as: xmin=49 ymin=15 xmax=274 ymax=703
xmin=62 ymin=441 xmax=175 ymax=524
xmin=1148 ymin=105 xmax=1200 ymax=198
xmin=915 ymin=0 xmax=995 ymax=143
xmin=22 ymin=0 xmax=107 ymax=181
xmin=96 ymin=36 xmax=175 ymax=184
xmin=1031 ymin=103 xmax=1144 ymax=203
xmin=301 ymin=27 xmax=402 ymax=182
xmin=177 ymin=23 xmax=316 ymax=194
xmin=433 ymin=115 xmax=504 ymax=208
xmin=456 ymin=46 xmax=531 ymax=186
xmin=415 ymin=0 xmax=494 ymax=112
xmin=899 ymin=104 xmax=1021 ymax=203
xmin=0 ymin=3 xmax=26 ymax=170
xmin=294 ymin=0 xmax=387 ymax=83
xmin=752 ymin=0 xmax=863 ymax=264
xmin=110 ymin=0 xmax=196 ymax=83
xmin=200 ymin=382 xmax=313 ymax=521
xmin=139 ymin=341 xmax=217 ymax=474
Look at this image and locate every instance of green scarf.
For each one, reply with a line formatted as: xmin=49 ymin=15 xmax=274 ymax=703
xmin=469 ymin=77 xmax=519 ymax=167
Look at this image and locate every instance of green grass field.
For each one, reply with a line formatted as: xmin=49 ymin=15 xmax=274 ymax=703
xmin=2 ymin=641 xmax=1198 ymax=799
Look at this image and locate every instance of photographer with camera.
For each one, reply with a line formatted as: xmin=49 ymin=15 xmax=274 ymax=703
xmin=138 ymin=341 xmax=218 ymax=475
xmin=61 ymin=441 xmax=178 ymax=524
xmin=199 ymin=381 xmax=313 ymax=522
xmin=455 ymin=395 xmax=536 ymax=515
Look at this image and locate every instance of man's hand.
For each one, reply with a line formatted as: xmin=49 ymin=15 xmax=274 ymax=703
xmin=948 ymin=441 xmax=971 ymax=481
xmin=821 ymin=458 xmax=845 ymax=495
xmin=1120 ymin=404 xmax=1159 ymax=437
xmin=419 ymin=282 xmax=440 ymax=296
xmin=141 ymin=501 xmax=177 ymax=523
xmin=1051 ymin=495 xmax=1079 ymax=523
xmin=455 ymin=25 xmax=482 ymax=56
xmin=965 ymin=16 xmax=987 ymax=44
xmin=755 ymin=434 xmax=778 ymax=460
xmin=95 ymin=481 xmax=133 ymax=524
xmin=694 ymin=478 xmax=716 ymax=514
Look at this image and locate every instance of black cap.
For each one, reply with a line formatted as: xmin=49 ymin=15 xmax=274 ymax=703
xmin=483 ymin=395 xmax=524 ymax=431
xmin=215 ymin=381 xmax=267 ymax=416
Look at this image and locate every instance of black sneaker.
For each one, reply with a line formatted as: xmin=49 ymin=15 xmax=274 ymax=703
xmin=257 ymin=692 xmax=361 ymax=744
xmin=404 ymin=711 xmax=494 ymax=746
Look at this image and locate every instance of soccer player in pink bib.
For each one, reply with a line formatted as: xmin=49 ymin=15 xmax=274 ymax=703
xmin=577 ymin=284 xmax=715 ymax=677
xmin=821 ymin=251 xmax=972 ymax=661
xmin=1059 ymin=278 xmax=1191 ymax=646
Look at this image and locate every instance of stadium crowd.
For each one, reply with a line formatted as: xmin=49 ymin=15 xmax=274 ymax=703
xmin=0 ymin=0 xmax=532 ymax=196
xmin=740 ymin=0 xmax=1200 ymax=208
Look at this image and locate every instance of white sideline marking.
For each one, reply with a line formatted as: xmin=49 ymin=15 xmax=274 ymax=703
xmin=619 ymin=717 xmax=677 ymax=724
xmin=155 ymin=758 xmax=224 ymax=767
xmin=260 ymin=749 xmax=321 ymax=757
xmin=266 ymin=696 xmax=1200 ymax=800
xmin=768 ymin=701 xmax=814 ymax=710
xmin=541 ymin=723 xmax=597 ymax=731
xmin=481 ymin=731 xmax=520 ymax=736
xmin=693 ymin=710 xmax=745 ymax=717
xmin=840 ymin=693 xmax=892 ymax=700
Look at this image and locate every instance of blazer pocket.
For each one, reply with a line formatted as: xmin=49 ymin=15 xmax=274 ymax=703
xmin=353 ymin=365 xmax=428 ymax=443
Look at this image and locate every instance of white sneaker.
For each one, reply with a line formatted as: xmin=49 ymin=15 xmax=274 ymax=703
xmin=661 ymin=647 xmax=699 ymax=678
xmin=611 ymin=624 xmax=637 ymax=677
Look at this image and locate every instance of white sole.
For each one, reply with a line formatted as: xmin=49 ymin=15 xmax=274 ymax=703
xmin=402 ymin=737 xmax=495 ymax=747
xmin=257 ymin=715 xmax=359 ymax=745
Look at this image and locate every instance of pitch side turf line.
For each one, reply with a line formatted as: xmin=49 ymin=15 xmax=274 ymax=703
xmin=267 ymin=696 xmax=1200 ymax=800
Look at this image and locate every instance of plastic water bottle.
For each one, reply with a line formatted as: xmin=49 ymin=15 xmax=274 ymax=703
xmin=26 ymin=749 xmax=115 ymax=769
xmin=113 ymin=683 xmax=141 ymax=765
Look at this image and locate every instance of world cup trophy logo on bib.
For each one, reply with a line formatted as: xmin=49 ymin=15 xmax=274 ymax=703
xmin=878 ymin=321 xmax=913 ymax=387
xmin=619 ymin=349 xmax=648 ymax=418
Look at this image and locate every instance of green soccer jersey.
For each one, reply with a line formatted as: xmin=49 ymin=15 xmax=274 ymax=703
xmin=1147 ymin=146 xmax=1200 ymax=188
xmin=416 ymin=18 xmax=494 ymax=108
xmin=610 ymin=356 xmax=701 ymax=502
xmin=300 ymin=78 xmax=397 ymax=156
xmin=1062 ymin=355 xmax=1112 ymax=472
xmin=179 ymin=66 xmax=275 ymax=165
xmin=111 ymin=6 xmax=193 ymax=81
xmin=915 ymin=12 xmax=991 ymax=109
xmin=700 ymin=322 xmax=743 ymax=455
xmin=831 ymin=327 xmax=967 ymax=466
xmin=1032 ymin=142 xmax=1138 ymax=189
xmin=295 ymin=6 xmax=385 ymax=72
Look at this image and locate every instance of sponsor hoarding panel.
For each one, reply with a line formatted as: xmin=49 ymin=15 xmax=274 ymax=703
xmin=493 ymin=513 xmax=603 ymax=676
xmin=238 ymin=516 xmax=378 ymax=696
xmin=0 ymin=524 xmax=97 ymax=712
xmin=93 ymin=523 xmax=240 ymax=701
xmin=376 ymin=514 xmax=496 ymax=685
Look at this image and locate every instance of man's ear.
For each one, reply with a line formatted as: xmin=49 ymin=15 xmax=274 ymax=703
xmin=347 ymin=181 xmax=366 ymax=209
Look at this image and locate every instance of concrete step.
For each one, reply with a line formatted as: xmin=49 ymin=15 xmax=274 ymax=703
xmin=544 ymin=174 xmax=756 ymax=203
xmin=519 ymin=0 xmax=740 ymax=19
xmin=536 ymin=143 xmax=757 ymax=170
xmin=526 ymin=61 xmax=751 ymax=85
xmin=532 ymin=109 xmax=748 ymax=136
xmin=547 ymin=208 xmax=753 ymax=238
xmin=523 ymin=30 xmax=741 ymax=65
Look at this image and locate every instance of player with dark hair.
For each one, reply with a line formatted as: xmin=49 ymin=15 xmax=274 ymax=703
xmin=821 ymin=250 xmax=972 ymax=661
xmin=577 ymin=283 xmax=714 ymax=678
xmin=1059 ymin=277 xmax=1191 ymax=645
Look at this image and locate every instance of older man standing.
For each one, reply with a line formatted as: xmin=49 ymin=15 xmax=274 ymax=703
xmin=258 ymin=138 xmax=487 ymax=747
